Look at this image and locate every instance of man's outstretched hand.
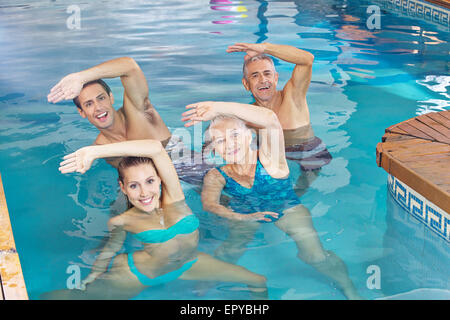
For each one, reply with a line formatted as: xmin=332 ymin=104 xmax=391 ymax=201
xmin=226 ymin=42 xmax=266 ymax=61
xmin=48 ymin=73 xmax=84 ymax=103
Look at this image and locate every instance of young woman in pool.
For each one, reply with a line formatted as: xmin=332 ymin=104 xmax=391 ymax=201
xmin=182 ymin=101 xmax=362 ymax=300
xmin=43 ymin=139 xmax=267 ymax=300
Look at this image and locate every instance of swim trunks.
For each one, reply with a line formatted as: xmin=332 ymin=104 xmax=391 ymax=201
xmin=165 ymin=135 xmax=216 ymax=189
xmin=283 ymin=125 xmax=332 ymax=171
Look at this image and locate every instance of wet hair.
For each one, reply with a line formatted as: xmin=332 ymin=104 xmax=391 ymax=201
xmin=73 ymin=79 xmax=112 ymax=109
xmin=242 ymin=54 xmax=275 ymax=79
xmin=117 ymin=157 xmax=158 ymax=209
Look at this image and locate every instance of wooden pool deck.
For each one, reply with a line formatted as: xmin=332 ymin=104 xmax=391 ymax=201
xmin=376 ymin=110 xmax=450 ymax=240
xmin=0 ymin=173 xmax=28 ymax=300
xmin=425 ymin=0 xmax=450 ymax=9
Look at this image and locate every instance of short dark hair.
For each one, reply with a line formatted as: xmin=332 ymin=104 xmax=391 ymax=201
xmin=73 ymin=79 xmax=112 ymax=109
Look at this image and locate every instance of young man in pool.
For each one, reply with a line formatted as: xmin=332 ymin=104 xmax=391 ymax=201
xmin=48 ymin=57 xmax=210 ymax=189
xmin=47 ymin=57 xmax=172 ymax=168
xmin=227 ymin=43 xmax=332 ymax=195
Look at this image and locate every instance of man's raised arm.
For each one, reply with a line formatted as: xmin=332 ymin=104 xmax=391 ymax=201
xmin=227 ymin=42 xmax=314 ymax=96
xmin=48 ymin=57 xmax=148 ymax=111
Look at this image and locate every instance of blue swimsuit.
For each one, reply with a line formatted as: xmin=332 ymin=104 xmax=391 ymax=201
xmin=216 ymin=158 xmax=301 ymax=223
xmin=127 ymin=214 xmax=200 ymax=286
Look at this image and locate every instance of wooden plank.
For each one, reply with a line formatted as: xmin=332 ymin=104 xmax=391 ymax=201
xmin=380 ymin=137 xmax=430 ymax=151
xmin=382 ymin=133 xmax=422 ymax=143
xmin=386 ymin=137 xmax=449 ymax=153
xmin=407 ymin=118 xmax=450 ymax=143
xmin=387 ymin=142 xmax=449 ymax=158
xmin=386 ymin=155 xmax=450 ymax=213
xmin=386 ymin=126 xmax=409 ymax=135
xmin=422 ymin=0 xmax=450 ymax=9
xmin=386 ymin=122 xmax=407 ymax=132
xmin=425 ymin=112 xmax=450 ymax=130
xmin=439 ymin=110 xmax=450 ymax=121
xmin=411 ymin=168 xmax=450 ymax=186
xmin=401 ymin=152 xmax=450 ymax=164
xmin=418 ymin=115 xmax=450 ymax=139
xmin=397 ymin=122 xmax=435 ymax=140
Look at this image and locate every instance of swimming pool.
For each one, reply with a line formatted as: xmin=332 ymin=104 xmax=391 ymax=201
xmin=0 ymin=0 xmax=448 ymax=300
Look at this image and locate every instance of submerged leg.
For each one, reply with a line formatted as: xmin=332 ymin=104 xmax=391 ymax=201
xmin=275 ymin=204 xmax=362 ymax=300
xmin=193 ymin=221 xmax=260 ymax=297
xmin=40 ymin=254 xmax=146 ymax=300
xmin=214 ymin=220 xmax=260 ymax=264
xmin=180 ymin=252 xmax=268 ymax=299
xmin=293 ymin=168 xmax=320 ymax=198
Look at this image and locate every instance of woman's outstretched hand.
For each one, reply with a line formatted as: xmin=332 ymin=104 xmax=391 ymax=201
xmin=59 ymin=146 xmax=96 ymax=174
xmin=79 ymin=272 xmax=102 ymax=290
xmin=239 ymin=211 xmax=279 ymax=222
xmin=181 ymin=101 xmax=220 ymax=127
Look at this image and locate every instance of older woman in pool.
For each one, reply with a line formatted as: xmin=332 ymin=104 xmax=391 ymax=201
xmin=182 ymin=101 xmax=362 ymax=300
xmin=42 ymin=139 xmax=267 ymax=300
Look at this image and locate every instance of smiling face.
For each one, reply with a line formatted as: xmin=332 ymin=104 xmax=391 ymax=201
xmin=209 ymin=118 xmax=253 ymax=164
xmin=119 ymin=162 xmax=161 ymax=213
xmin=76 ymin=83 xmax=115 ymax=130
xmin=243 ymin=58 xmax=279 ymax=103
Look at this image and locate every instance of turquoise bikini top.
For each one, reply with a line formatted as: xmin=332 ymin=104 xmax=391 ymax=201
xmin=132 ymin=214 xmax=199 ymax=244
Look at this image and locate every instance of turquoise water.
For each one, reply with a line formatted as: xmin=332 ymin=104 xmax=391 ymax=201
xmin=0 ymin=0 xmax=448 ymax=300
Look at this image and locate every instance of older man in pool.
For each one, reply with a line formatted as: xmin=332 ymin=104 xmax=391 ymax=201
xmin=227 ymin=43 xmax=332 ymax=195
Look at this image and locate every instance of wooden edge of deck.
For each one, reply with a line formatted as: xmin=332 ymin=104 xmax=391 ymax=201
xmin=423 ymin=0 xmax=450 ymax=9
xmin=377 ymin=142 xmax=450 ymax=214
xmin=0 ymin=173 xmax=28 ymax=300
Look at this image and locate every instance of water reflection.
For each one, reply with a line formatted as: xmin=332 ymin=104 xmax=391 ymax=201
xmin=375 ymin=191 xmax=450 ymax=297
xmin=209 ymin=0 xmax=248 ymax=28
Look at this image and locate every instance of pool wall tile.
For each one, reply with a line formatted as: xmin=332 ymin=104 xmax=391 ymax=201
xmin=0 ymin=174 xmax=28 ymax=300
xmin=388 ymin=174 xmax=450 ymax=243
xmin=372 ymin=0 xmax=450 ymax=30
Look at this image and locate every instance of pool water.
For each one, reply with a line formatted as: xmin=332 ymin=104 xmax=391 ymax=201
xmin=0 ymin=0 xmax=448 ymax=300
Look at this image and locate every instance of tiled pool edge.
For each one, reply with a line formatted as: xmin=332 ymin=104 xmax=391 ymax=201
xmin=0 ymin=173 xmax=28 ymax=300
xmin=388 ymin=174 xmax=450 ymax=243
xmin=371 ymin=0 xmax=450 ymax=30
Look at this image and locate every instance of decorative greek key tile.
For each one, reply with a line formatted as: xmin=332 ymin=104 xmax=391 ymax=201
xmin=372 ymin=0 xmax=449 ymax=30
xmin=388 ymin=174 xmax=450 ymax=243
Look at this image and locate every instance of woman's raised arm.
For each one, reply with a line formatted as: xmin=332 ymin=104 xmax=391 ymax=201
xmin=182 ymin=101 xmax=288 ymax=177
xmin=59 ymin=139 xmax=184 ymax=204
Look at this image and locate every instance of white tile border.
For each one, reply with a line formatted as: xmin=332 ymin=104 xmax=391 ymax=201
xmin=388 ymin=174 xmax=450 ymax=243
xmin=372 ymin=0 xmax=449 ymax=30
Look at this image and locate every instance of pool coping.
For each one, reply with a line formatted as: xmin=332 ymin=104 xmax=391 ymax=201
xmin=0 ymin=173 xmax=28 ymax=300
xmin=376 ymin=110 xmax=450 ymax=243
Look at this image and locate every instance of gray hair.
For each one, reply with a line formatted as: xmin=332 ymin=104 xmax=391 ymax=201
xmin=242 ymin=54 xmax=275 ymax=79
